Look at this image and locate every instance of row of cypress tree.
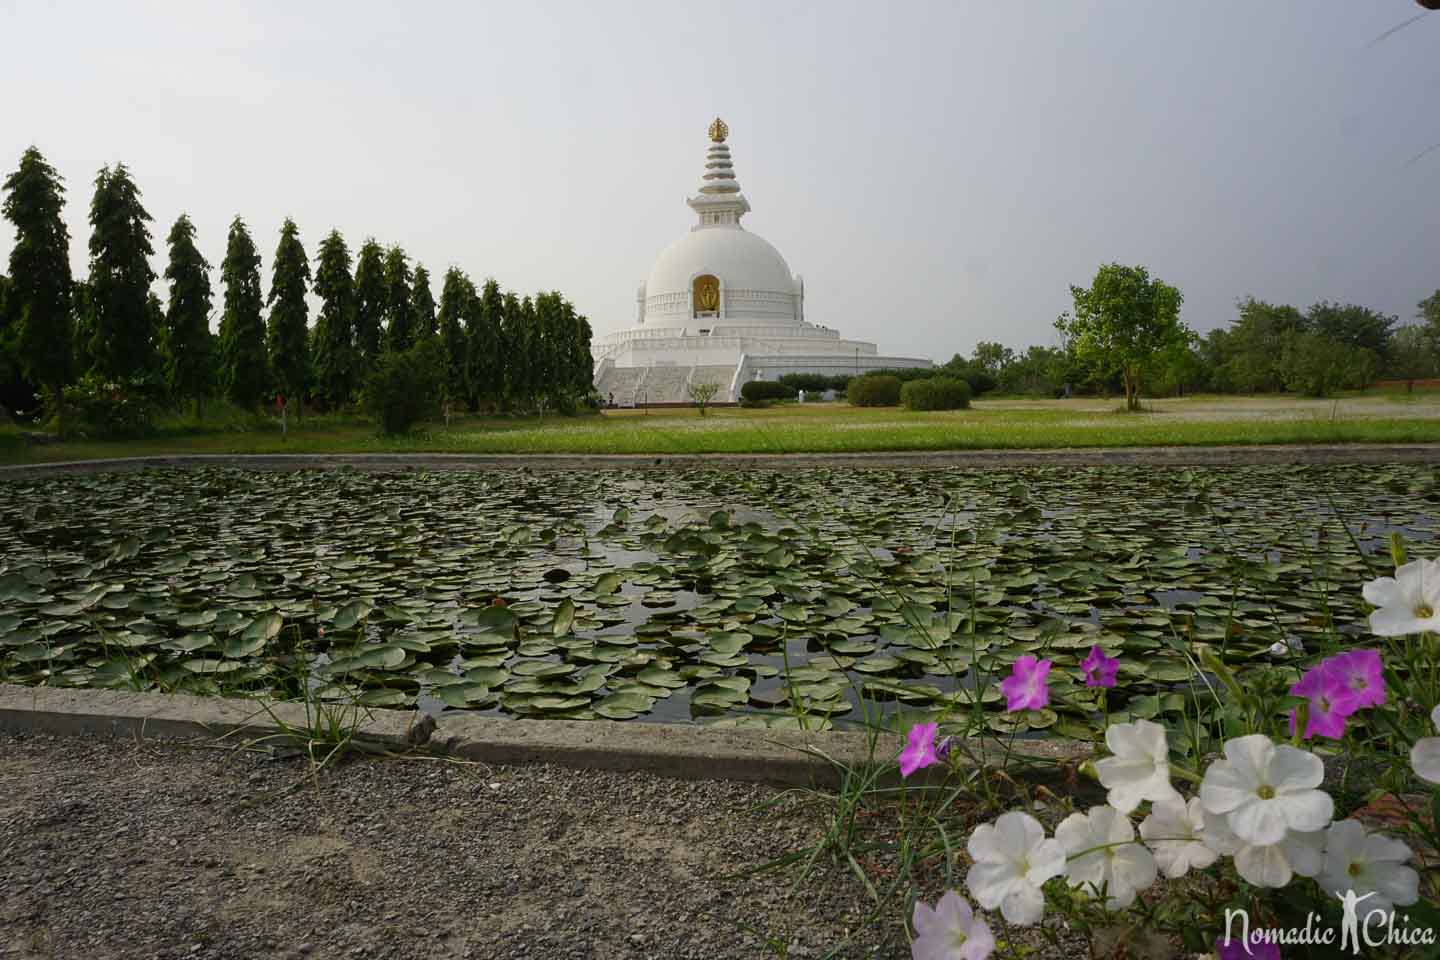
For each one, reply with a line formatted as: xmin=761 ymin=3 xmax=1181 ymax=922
xmin=1 ymin=147 xmax=595 ymax=425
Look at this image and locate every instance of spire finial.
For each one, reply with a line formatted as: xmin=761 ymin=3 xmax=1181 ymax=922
xmin=708 ymin=117 xmax=728 ymax=143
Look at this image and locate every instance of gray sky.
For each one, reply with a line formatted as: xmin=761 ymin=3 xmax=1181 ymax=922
xmin=1 ymin=1 xmax=1436 ymax=362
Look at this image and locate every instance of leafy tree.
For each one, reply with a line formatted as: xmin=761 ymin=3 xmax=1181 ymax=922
xmin=567 ymin=302 xmax=594 ymax=401
xmin=2 ymin=147 xmax=73 ymax=423
xmin=1223 ymin=298 xmax=1307 ymax=393
xmin=465 ymin=278 xmax=503 ymax=410
xmin=499 ymin=292 xmax=526 ymax=408
xmin=312 ymin=230 xmax=357 ymax=408
xmin=687 ymin=381 xmax=718 ymax=415
xmin=411 ymin=264 xmax=437 ymax=341
xmin=161 ymin=214 xmax=213 ymax=416
xmin=1305 ymin=301 xmax=1395 ymax=359
xmin=265 ymin=218 xmax=312 ymax=417
xmin=1280 ymin=333 xmax=1349 ymax=397
xmin=437 ymin=267 xmax=472 ymax=404
xmin=353 ymin=239 xmax=386 ymax=376
xmin=1417 ymin=290 xmax=1440 ymax=346
xmin=1055 ymin=264 xmax=1186 ymax=410
xmin=1388 ymin=325 xmax=1439 ymax=391
xmin=362 ymin=338 xmax=443 ymax=435
xmin=87 ymin=163 xmax=158 ymax=383
xmin=971 ymin=341 xmax=1015 ymax=374
xmin=218 ymin=216 xmax=269 ymax=409
xmin=382 ymin=245 xmax=414 ymax=353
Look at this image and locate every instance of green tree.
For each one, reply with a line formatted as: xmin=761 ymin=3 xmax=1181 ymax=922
xmin=353 ymin=239 xmax=386 ymax=376
xmin=382 ymin=245 xmax=414 ymax=353
xmin=1055 ymin=264 xmax=1186 ymax=411
xmin=972 ymin=341 xmax=1015 ymax=374
xmin=218 ymin=216 xmax=269 ymax=410
xmin=1305 ymin=301 xmax=1395 ymax=359
xmin=566 ymin=301 xmax=594 ymax=401
xmin=1224 ymin=298 xmax=1307 ymax=393
xmin=1417 ymin=290 xmax=1440 ymax=346
xmin=312 ymin=230 xmax=357 ymax=408
xmin=161 ymin=214 xmax=213 ymax=416
xmin=498 ymin=292 xmax=526 ymax=408
xmin=87 ymin=163 xmax=158 ymax=382
xmin=411 ymin=264 xmax=437 ymax=341
xmin=1280 ymin=332 xmax=1349 ymax=397
xmin=1388 ymin=325 xmax=1439 ymax=391
xmin=2 ymin=147 xmax=73 ymax=422
xmin=265 ymin=218 xmax=312 ymax=417
xmin=465 ymin=278 xmax=504 ymax=410
xmin=437 ymin=267 xmax=472 ymax=404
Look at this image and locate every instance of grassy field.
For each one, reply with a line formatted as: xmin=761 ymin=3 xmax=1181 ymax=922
xmin=2 ymin=393 xmax=1438 ymax=462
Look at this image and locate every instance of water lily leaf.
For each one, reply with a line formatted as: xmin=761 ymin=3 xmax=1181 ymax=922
xmin=552 ymin=598 xmax=575 ymax=637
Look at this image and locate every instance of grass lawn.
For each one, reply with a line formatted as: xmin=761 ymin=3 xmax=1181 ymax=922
xmin=2 ymin=392 xmax=1438 ymax=462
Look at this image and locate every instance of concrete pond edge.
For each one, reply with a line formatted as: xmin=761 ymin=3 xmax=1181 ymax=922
xmin=1 ymin=443 xmax=1439 ymax=479
xmin=0 ymin=684 xmax=1088 ymax=788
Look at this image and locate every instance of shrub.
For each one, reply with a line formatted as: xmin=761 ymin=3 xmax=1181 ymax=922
xmin=362 ymin=340 xmax=444 ymax=435
xmin=57 ymin=374 xmax=161 ymax=438
xmin=778 ymin=373 xmax=851 ymax=393
xmin=901 ymin=376 xmax=972 ymax=410
xmin=740 ymin=380 xmax=796 ymax=403
xmin=847 ymin=374 xmax=901 ymax=406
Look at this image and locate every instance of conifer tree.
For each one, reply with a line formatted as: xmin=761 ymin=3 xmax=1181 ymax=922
xmin=465 ymin=278 xmax=503 ymax=410
xmin=312 ymin=230 xmax=357 ymax=408
xmin=218 ymin=216 xmax=268 ymax=409
xmin=382 ymin=245 xmax=414 ymax=353
xmin=2 ymin=147 xmax=73 ymax=420
xmin=437 ymin=267 xmax=471 ymax=404
xmin=499 ymin=293 xmax=527 ymax=408
xmin=87 ymin=163 xmax=158 ymax=382
xmin=353 ymin=239 xmax=386 ymax=376
xmin=161 ymin=214 xmax=213 ymax=416
xmin=266 ymin=218 xmax=312 ymax=418
xmin=411 ymin=264 xmax=437 ymax=341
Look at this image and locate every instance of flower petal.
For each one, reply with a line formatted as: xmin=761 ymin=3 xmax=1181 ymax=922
xmin=999 ymin=882 xmax=1045 ymax=926
xmin=1228 ymin=798 xmax=1291 ymax=847
xmin=1411 ymin=737 xmax=1440 ymax=785
xmin=1234 ymin=842 xmax=1293 ymax=888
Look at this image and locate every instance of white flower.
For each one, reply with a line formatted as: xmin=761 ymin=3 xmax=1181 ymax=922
xmin=1320 ymin=820 xmax=1419 ymax=914
xmin=1056 ymin=806 xmax=1157 ymax=909
xmin=911 ymin=890 xmax=995 ymax=960
xmin=1199 ymin=734 xmax=1333 ymax=846
xmin=965 ymin=811 xmax=1066 ymax=926
xmin=1202 ymin=808 xmax=1324 ymax=888
xmin=1363 ymin=557 xmax=1440 ymax=636
xmin=1410 ymin=704 xmax=1440 ymax=785
xmin=1139 ymin=797 xmax=1217 ymax=879
xmin=1093 ymin=719 xmax=1183 ymax=814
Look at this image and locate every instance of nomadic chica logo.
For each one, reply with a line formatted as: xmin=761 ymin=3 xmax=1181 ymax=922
xmin=1222 ymin=894 xmax=1436 ymax=956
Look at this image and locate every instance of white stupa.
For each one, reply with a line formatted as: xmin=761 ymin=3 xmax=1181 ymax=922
xmin=593 ymin=118 xmax=930 ymax=404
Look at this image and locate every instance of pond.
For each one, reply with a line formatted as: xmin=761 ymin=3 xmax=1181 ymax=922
xmin=0 ymin=463 xmax=1435 ymax=735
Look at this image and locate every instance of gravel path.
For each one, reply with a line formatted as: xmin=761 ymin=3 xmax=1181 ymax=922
xmin=0 ymin=732 xmax=913 ymax=960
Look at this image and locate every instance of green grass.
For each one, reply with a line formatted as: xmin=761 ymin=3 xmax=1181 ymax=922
xmin=2 ymin=394 xmax=1437 ymax=463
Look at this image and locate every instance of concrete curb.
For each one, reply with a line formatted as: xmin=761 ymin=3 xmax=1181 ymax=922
xmin=0 ymin=684 xmax=1087 ymax=788
xmin=1 ymin=443 xmax=1438 ymax=479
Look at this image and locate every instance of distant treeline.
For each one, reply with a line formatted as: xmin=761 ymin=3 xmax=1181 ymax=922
xmin=0 ymin=147 xmax=594 ymax=432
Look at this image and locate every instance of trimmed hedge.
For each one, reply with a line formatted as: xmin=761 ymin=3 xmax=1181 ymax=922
xmin=847 ymin=374 xmax=902 ymax=406
xmin=740 ymin=380 xmax=796 ymax=403
xmin=901 ymin=376 xmax=972 ymax=410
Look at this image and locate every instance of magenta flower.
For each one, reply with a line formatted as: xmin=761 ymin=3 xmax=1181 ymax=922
xmin=1288 ymin=664 xmax=1355 ymax=740
xmin=1216 ymin=934 xmax=1280 ymax=960
xmin=899 ymin=721 xmax=940 ymax=778
xmin=1321 ymin=649 xmax=1386 ymax=710
xmin=1081 ymin=645 xmax=1119 ymax=688
xmin=1000 ymin=656 xmax=1052 ymax=712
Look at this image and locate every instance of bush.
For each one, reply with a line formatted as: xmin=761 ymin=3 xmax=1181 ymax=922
xmin=847 ymin=374 xmax=902 ymax=406
xmin=740 ymin=380 xmax=796 ymax=403
xmin=901 ymin=376 xmax=972 ymax=411
xmin=778 ymin=373 xmax=851 ymax=393
xmin=58 ymin=374 xmax=161 ymax=438
xmin=362 ymin=340 xmax=444 ymax=435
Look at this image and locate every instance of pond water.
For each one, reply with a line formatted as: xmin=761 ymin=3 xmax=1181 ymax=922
xmin=0 ymin=463 xmax=1435 ymax=735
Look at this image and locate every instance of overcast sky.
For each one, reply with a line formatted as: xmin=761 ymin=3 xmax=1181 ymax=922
xmin=1 ymin=1 xmax=1436 ymax=361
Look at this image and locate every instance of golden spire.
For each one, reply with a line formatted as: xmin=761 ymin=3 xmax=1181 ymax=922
xmin=708 ymin=116 xmax=729 ymax=143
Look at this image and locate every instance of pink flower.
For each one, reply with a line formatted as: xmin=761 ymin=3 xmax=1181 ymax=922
xmin=1000 ymin=656 xmax=1052 ymax=712
xmin=1288 ymin=664 xmax=1354 ymax=740
xmin=1321 ymin=649 xmax=1386 ymax=710
xmin=900 ymin=722 xmax=940 ymax=778
xmin=1081 ymin=645 xmax=1119 ymax=688
xmin=1216 ymin=934 xmax=1280 ymax=960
